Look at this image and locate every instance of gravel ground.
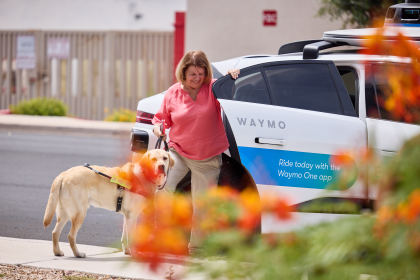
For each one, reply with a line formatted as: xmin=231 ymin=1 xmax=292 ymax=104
xmin=0 ymin=264 xmax=140 ymax=280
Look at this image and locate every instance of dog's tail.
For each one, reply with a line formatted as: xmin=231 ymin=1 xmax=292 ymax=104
xmin=43 ymin=175 xmax=63 ymax=227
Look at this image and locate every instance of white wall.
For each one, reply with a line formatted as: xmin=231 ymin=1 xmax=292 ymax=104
xmin=0 ymin=0 xmax=186 ymax=31
xmin=186 ymin=0 xmax=344 ymax=61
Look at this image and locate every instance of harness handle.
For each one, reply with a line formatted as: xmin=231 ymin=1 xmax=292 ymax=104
xmin=155 ymin=136 xmax=169 ymax=151
xmin=84 ymin=163 xmax=112 ymax=179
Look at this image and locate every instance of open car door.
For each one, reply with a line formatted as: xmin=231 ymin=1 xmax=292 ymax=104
xmin=213 ymin=60 xmax=367 ymax=210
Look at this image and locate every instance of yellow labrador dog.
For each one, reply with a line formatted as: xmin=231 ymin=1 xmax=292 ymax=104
xmin=43 ymin=149 xmax=173 ymax=258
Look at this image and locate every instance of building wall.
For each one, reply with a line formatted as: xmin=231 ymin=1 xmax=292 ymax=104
xmin=0 ymin=0 xmax=186 ymax=31
xmin=186 ymin=0 xmax=344 ymax=61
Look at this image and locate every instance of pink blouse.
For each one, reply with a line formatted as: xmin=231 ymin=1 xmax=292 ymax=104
xmin=152 ymin=80 xmax=229 ymax=160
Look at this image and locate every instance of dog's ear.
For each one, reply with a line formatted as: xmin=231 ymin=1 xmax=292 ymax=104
xmin=168 ymin=153 xmax=175 ymax=167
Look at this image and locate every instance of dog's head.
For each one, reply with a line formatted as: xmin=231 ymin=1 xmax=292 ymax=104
xmin=135 ymin=149 xmax=174 ymax=186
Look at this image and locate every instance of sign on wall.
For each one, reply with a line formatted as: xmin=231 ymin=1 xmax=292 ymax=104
xmin=47 ymin=38 xmax=70 ymax=59
xmin=263 ymin=10 xmax=277 ymax=26
xmin=16 ymin=35 xmax=36 ymax=69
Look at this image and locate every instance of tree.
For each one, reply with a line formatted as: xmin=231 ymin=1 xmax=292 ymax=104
xmin=318 ymin=0 xmax=402 ymax=28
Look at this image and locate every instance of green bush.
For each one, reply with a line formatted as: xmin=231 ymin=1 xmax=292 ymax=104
xmin=105 ymin=108 xmax=136 ymax=122
xmin=10 ymin=97 xmax=67 ymax=116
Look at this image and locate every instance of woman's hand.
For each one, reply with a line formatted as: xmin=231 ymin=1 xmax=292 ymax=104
xmin=153 ymin=124 xmax=167 ymax=141
xmin=228 ymin=69 xmax=240 ymax=80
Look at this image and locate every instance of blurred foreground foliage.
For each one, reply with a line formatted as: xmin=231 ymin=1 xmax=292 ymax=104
xmin=128 ymin=134 xmax=420 ymax=279
xmin=104 ymin=108 xmax=136 ymax=122
xmin=10 ymin=97 xmax=67 ymax=116
xmin=189 ymin=135 xmax=420 ymax=280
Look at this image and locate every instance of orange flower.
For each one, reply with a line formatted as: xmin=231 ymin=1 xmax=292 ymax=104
xmin=359 ymin=147 xmax=375 ymax=164
xmin=196 ymin=186 xmax=239 ymax=232
xmin=129 ymin=193 xmax=191 ymax=271
xmin=396 ymin=202 xmax=411 ymax=223
xmin=131 ymin=226 xmax=189 ymax=271
xmin=238 ymin=210 xmax=261 ymax=233
xmin=374 ymin=205 xmax=395 ymax=239
xmin=394 ymin=191 xmax=420 ymax=225
xmin=274 ymin=197 xmax=295 ymax=220
xmin=376 ymin=205 xmax=394 ymax=225
xmin=238 ymin=189 xmax=262 ymax=233
xmin=405 ymin=190 xmax=420 ymax=223
xmin=129 ymin=187 xmax=297 ymax=270
xmin=171 ymin=194 xmax=193 ymax=228
xmin=361 ymin=26 xmax=386 ymax=56
xmin=361 ymin=25 xmax=420 ymax=123
xmin=208 ymin=185 xmax=239 ymax=200
xmin=239 ymin=188 xmax=261 ymax=216
xmin=139 ymin=155 xmax=159 ymax=182
xmin=199 ymin=209 xmax=231 ymax=232
xmin=260 ymin=193 xmax=295 ymax=220
xmin=260 ymin=193 xmax=280 ymax=212
xmin=156 ymin=228 xmax=189 ymax=255
xmin=330 ymin=151 xmax=354 ymax=167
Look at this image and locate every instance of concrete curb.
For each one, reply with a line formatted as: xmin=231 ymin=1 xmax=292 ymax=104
xmin=0 ymin=114 xmax=134 ymax=136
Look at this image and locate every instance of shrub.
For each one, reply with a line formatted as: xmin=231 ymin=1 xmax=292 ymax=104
xmin=105 ymin=108 xmax=136 ymax=122
xmin=10 ymin=97 xmax=67 ymax=116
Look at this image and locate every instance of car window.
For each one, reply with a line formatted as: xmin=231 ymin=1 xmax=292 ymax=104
xmin=264 ymin=63 xmax=344 ymax=115
xmin=365 ymin=63 xmax=415 ymax=124
xmin=365 ymin=81 xmax=381 ymax=119
xmin=213 ymin=69 xmax=271 ymax=105
xmin=213 ymin=61 xmax=355 ymax=117
xmin=338 ymin=67 xmax=358 ymax=113
xmin=233 ymin=71 xmax=271 ymax=104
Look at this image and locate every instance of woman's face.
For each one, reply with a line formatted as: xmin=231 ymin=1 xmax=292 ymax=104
xmin=184 ymin=66 xmax=205 ymax=90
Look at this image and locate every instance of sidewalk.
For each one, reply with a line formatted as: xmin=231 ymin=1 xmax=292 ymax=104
xmin=0 ymin=236 xmax=190 ymax=279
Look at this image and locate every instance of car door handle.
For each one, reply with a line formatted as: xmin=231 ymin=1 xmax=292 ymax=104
xmin=255 ymin=137 xmax=285 ymax=146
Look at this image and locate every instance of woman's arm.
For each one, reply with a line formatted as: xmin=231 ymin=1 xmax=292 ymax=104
xmin=152 ymin=95 xmax=172 ymax=139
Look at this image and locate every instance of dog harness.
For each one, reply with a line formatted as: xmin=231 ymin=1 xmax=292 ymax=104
xmin=83 ymin=137 xmax=170 ymax=210
xmin=83 ymin=163 xmax=125 ymax=212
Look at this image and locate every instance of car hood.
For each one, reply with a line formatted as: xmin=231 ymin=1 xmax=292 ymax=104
xmin=137 ymin=92 xmax=165 ymax=113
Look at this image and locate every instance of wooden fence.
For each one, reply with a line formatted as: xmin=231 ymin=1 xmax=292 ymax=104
xmin=0 ymin=30 xmax=173 ymax=120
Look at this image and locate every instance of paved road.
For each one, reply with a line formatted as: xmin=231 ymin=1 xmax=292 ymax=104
xmin=0 ymin=129 xmax=132 ymax=248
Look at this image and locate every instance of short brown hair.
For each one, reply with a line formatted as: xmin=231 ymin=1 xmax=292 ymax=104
xmin=175 ymin=50 xmax=213 ymax=84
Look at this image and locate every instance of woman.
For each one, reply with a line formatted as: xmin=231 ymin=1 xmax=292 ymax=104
xmin=152 ymin=50 xmax=239 ymax=252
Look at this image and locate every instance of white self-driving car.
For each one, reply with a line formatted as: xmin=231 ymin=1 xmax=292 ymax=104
xmin=131 ymin=9 xmax=420 ymax=232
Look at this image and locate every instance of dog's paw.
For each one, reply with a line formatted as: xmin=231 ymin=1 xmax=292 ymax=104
xmin=76 ymin=252 xmax=86 ymax=258
xmin=124 ymin=248 xmax=131 ymax=255
xmin=54 ymin=250 xmax=64 ymax=257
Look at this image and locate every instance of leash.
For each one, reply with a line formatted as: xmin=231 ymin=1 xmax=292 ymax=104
xmin=154 ymin=123 xmax=169 ymax=152
xmin=155 ymin=135 xmax=169 ymax=152
xmin=84 ymin=163 xmax=124 ymax=212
